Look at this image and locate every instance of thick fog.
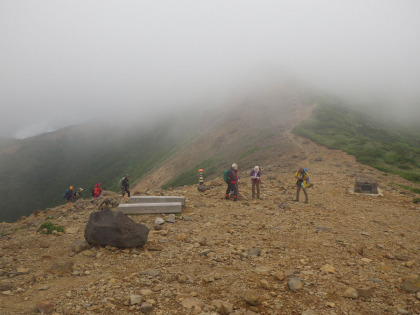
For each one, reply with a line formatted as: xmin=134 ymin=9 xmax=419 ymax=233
xmin=1 ymin=1 xmax=419 ymax=138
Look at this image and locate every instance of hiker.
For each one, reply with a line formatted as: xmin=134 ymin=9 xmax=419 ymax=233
xmin=120 ymin=174 xmax=130 ymax=197
xmin=64 ymin=186 xmax=75 ymax=203
xmin=92 ymin=183 xmax=103 ymax=198
xmin=225 ymin=163 xmax=239 ymax=202
xmin=75 ymin=187 xmax=83 ymax=199
xmin=294 ymin=167 xmax=309 ymax=203
xmin=250 ymin=166 xmax=262 ymax=199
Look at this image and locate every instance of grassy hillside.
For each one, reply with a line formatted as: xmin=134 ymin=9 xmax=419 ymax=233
xmin=0 ymin=112 xmax=202 ymax=222
xmin=294 ymin=98 xmax=420 ymax=183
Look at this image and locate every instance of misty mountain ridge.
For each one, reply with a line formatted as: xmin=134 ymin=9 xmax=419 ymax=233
xmin=1 ymin=84 xmax=419 ymax=223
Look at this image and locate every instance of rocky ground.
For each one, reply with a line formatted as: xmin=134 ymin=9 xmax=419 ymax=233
xmin=1 ymin=133 xmax=420 ymax=315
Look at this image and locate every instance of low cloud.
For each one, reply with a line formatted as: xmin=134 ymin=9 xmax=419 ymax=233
xmin=1 ymin=1 xmax=419 ymax=138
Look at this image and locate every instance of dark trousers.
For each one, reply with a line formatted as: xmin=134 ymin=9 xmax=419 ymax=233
xmin=226 ymin=183 xmax=238 ymax=198
xmin=252 ymin=181 xmax=260 ymax=198
xmin=122 ymin=188 xmax=130 ymax=197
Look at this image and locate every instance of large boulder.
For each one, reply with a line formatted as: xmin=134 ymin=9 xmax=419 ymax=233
xmin=84 ymin=208 xmax=149 ymax=248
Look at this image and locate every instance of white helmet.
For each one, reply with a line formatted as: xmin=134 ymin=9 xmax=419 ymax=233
xmin=254 ymin=166 xmax=259 ymax=172
xmin=232 ymin=163 xmax=238 ymax=170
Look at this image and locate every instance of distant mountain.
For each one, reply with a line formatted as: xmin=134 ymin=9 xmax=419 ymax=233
xmin=1 ymin=83 xmax=418 ymax=223
xmin=0 ymin=82 xmax=307 ymax=222
xmin=0 ymin=110 xmax=203 ymax=222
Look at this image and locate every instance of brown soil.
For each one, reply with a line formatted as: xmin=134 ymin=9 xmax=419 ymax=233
xmin=0 ymin=105 xmax=419 ymax=315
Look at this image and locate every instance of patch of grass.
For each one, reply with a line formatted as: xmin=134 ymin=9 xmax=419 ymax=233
xmin=239 ymin=146 xmax=260 ymax=160
xmin=413 ymin=198 xmax=420 ymax=204
xmin=397 ymin=184 xmax=420 ymax=194
xmin=38 ymin=222 xmax=65 ymax=234
xmin=294 ymin=101 xmax=420 ymax=183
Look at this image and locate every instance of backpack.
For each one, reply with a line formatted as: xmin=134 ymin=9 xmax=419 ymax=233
xmin=223 ymin=169 xmax=230 ymax=183
xmin=63 ymin=189 xmax=69 ymax=199
xmin=303 ymin=168 xmax=309 ymax=182
xmin=118 ymin=177 xmax=124 ymax=188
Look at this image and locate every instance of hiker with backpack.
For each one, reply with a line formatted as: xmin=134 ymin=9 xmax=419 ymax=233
xmin=224 ymin=163 xmax=239 ymax=202
xmin=120 ymin=174 xmax=130 ymax=197
xmin=250 ymin=166 xmax=262 ymax=199
xmin=63 ymin=186 xmax=75 ymax=203
xmin=294 ymin=167 xmax=309 ymax=203
xmin=75 ymin=187 xmax=83 ymax=199
xmin=92 ymin=183 xmax=103 ymax=198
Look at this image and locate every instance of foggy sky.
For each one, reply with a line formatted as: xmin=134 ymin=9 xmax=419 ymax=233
xmin=1 ymin=1 xmax=420 ymax=138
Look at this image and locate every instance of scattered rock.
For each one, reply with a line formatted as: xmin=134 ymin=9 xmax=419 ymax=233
xmin=197 ymin=185 xmax=211 ymax=192
xmin=84 ymin=208 xmax=149 ymax=248
xmin=243 ymin=291 xmax=261 ymax=306
xmin=211 ymin=299 xmax=234 ymax=314
xmin=273 ymin=271 xmax=284 ymax=281
xmin=141 ymin=269 xmax=160 ymax=277
xmin=176 ymin=233 xmax=188 ymax=241
xmin=198 ymin=236 xmax=207 ymax=246
xmin=199 ymin=249 xmax=214 ymax=256
xmin=148 ymin=244 xmax=164 ymax=251
xmin=140 ymin=289 xmax=153 ymax=296
xmin=36 ymin=301 xmax=56 ymax=314
xmin=288 ymin=277 xmax=303 ymax=291
xmin=71 ymin=239 xmax=90 ymax=253
xmin=130 ymin=295 xmax=142 ymax=305
xmin=249 ymin=248 xmax=261 ymax=257
xmin=180 ymin=297 xmax=204 ymax=309
xmin=154 ymin=217 xmax=165 ymax=225
xmin=356 ymin=286 xmax=374 ymax=298
xmin=0 ymin=280 xmax=12 ymax=291
xmin=177 ymin=274 xmax=187 ymax=283
xmin=343 ymin=287 xmax=358 ymax=299
xmin=320 ymin=264 xmax=336 ymax=273
xmin=140 ymin=302 xmax=153 ymax=313
xmin=279 ymin=203 xmax=290 ymax=210
xmin=401 ymin=277 xmax=420 ymax=293
xmin=259 ymin=279 xmax=271 ymax=289
xmin=16 ymin=267 xmax=30 ymax=275
xmin=37 ymin=285 xmax=50 ymax=291
xmin=166 ymin=214 xmax=176 ymax=223
xmin=49 ymin=261 xmax=74 ymax=274
xmin=182 ymin=215 xmax=193 ymax=221
xmin=395 ymin=254 xmax=409 ymax=261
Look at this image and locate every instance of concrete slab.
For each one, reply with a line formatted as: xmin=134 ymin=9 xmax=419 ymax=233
xmin=129 ymin=196 xmax=185 ymax=207
xmin=118 ymin=202 xmax=182 ymax=214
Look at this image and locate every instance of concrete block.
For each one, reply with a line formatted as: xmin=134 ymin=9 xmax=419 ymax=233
xmin=118 ymin=202 xmax=182 ymax=214
xmin=130 ymin=196 xmax=185 ymax=207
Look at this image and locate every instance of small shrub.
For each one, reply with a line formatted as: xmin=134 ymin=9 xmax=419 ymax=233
xmin=38 ymin=222 xmax=65 ymax=234
xmin=413 ymin=198 xmax=420 ymax=204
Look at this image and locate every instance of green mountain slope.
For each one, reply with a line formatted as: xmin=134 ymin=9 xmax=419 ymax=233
xmin=293 ymin=97 xmax=420 ymax=183
xmin=0 ymin=112 xmax=202 ymax=222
